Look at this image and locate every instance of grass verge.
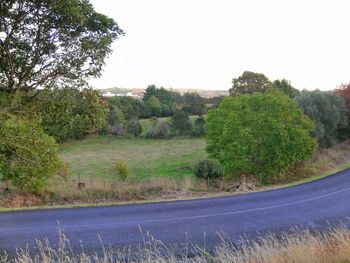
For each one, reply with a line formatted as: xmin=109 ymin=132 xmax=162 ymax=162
xmin=2 ymin=226 xmax=350 ymax=262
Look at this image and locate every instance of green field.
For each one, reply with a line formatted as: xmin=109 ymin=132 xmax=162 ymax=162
xmin=60 ymin=136 xmax=207 ymax=181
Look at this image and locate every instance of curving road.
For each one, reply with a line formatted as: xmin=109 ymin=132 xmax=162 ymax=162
xmin=1 ymin=168 xmax=350 ymax=254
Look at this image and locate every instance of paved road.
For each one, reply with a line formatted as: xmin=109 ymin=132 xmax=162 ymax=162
xmin=1 ymin=169 xmax=350 ymax=254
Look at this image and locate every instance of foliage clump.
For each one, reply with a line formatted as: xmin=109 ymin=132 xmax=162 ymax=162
xmin=112 ymin=160 xmax=129 ymax=181
xmin=0 ymin=113 xmax=62 ymax=194
xmin=296 ymin=90 xmax=348 ymax=148
xmin=193 ymin=159 xmax=224 ymax=182
xmin=206 ymin=89 xmax=317 ymax=182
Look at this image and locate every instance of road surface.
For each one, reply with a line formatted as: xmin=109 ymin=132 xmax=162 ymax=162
xmin=1 ymin=168 xmax=350 ymax=254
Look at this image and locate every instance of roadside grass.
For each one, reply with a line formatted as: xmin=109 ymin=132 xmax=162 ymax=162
xmin=2 ymin=226 xmax=350 ymax=262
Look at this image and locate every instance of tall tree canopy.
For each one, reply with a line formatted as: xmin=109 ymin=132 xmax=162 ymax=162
xmin=296 ymin=90 xmax=348 ymax=148
xmin=0 ymin=0 xmax=123 ymax=93
xmin=206 ymin=89 xmax=317 ymax=181
xmin=229 ymin=71 xmax=271 ymax=95
xmin=271 ymin=79 xmax=300 ymax=98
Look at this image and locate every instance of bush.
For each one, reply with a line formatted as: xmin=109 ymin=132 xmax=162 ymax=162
xmin=146 ymin=122 xmax=171 ymax=139
xmin=191 ymin=116 xmax=206 ymax=137
xmin=193 ymin=159 xmax=224 ymax=184
xmin=112 ymin=160 xmax=129 ymax=180
xmin=127 ymin=120 xmax=142 ymax=137
xmin=0 ymin=114 xmax=63 ymax=194
xmin=109 ymin=123 xmax=126 ymax=136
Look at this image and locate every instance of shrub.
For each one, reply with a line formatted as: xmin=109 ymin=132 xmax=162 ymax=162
xmin=112 ymin=160 xmax=129 ymax=180
xmin=191 ymin=116 xmax=206 ymax=137
xmin=146 ymin=122 xmax=171 ymax=139
xmin=193 ymin=159 xmax=224 ymax=184
xmin=127 ymin=120 xmax=142 ymax=137
xmin=109 ymin=123 xmax=126 ymax=136
xmin=0 ymin=114 xmax=63 ymax=194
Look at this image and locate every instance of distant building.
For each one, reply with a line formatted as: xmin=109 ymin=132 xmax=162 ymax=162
xmin=102 ymin=91 xmax=116 ymax=97
xmin=102 ymin=91 xmax=139 ymax=98
xmin=116 ymin=92 xmax=139 ymax=98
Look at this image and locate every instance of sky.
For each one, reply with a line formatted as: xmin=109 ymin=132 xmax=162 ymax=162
xmin=89 ymin=0 xmax=350 ymax=91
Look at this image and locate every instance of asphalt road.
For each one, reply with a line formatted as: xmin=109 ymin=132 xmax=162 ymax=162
xmin=1 ymin=169 xmax=350 ymax=254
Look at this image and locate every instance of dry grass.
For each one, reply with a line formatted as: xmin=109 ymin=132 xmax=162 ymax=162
xmin=3 ymin=227 xmax=350 ymax=262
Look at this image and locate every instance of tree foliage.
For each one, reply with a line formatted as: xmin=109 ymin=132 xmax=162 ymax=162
xmin=0 ymin=0 xmax=123 ymax=93
xmin=271 ymin=79 xmax=300 ymax=98
xmin=0 ymin=113 xmax=62 ymax=194
xmin=170 ymin=110 xmax=192 ymax=136
xmin=206 ymin=89 xmax=317 ymax=181
xmin=36 ymin=88 xmax=108 ymax=142
xmin=229 ymin=71 xmax=271 ymax=95
xmin=296 ymin=90 xmax=348 ymax=148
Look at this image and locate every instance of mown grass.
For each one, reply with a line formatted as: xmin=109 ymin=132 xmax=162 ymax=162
xmin=60 ymin=135 xmax=207 ymax=181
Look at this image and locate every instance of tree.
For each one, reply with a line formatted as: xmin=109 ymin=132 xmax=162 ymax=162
xmin=143 ymin=85 xmax=174 ymax=106
xmin=191 ymin=116 xmax=206 ymax=137
xmin=0 ymin=113 xmax=62 ymax=194
xmin=36 ymin=88 xmax=108 ymax=142
xmin=296 ymin=90 xmax=348 ymax=148
xmin=271 ymin=79 xmax=300 ymax=98
xmin=145 ymin=96 xmax=161 ymax=116
xmin=0 ymin=0 xmax=123 ymax=94
xmin=170 ymin=110 xmax=192 ymax=136
xmin=229 ymin=71 xmax=271 ymax=95
xmin=336 ymin=83 xmax=350 ymax=140
xmin=206 ymin=89 xmax=317 ymax=182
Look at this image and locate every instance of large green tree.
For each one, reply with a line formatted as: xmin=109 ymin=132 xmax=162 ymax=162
xmin=296 ymin=90 xmax=348 ymax=147
xmin=229 ymin=71 xmax=271 ymax=95
xmin=206 ymin=89 xmax=317 ymax=181
xmin=0 ymin=0 xmax=123 ymax=93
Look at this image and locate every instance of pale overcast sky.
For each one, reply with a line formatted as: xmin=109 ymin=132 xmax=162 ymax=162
xmin=89 ymin=0 xmax=350 ymax=91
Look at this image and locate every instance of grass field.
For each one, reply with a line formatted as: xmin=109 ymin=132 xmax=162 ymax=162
xmin=60 ymin=135 xmax=207 ymax=181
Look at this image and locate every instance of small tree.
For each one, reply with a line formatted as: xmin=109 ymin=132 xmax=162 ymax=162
xmin=0 ymin=114 xmax=62 ymax=194
xmin=170 ymin=110 xmax=192 ymax=136
xmin=127 ymin=119 xmax=142 ymax=137
xmin=206 ymin=89 xmax=317 ymax=182
xmin=191 ymin=116 xmax=206 ymax=137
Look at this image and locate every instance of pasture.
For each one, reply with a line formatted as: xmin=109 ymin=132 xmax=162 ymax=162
xmin=60 ymin=135 xmax=207 ymax=181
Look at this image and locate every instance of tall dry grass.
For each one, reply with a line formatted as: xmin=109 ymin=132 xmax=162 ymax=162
xmin=3 ymin=227 xmax=350 ymax=262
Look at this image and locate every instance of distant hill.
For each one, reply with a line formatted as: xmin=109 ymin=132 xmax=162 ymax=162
xmin=99 ymin=87 xmax=229 ymax=98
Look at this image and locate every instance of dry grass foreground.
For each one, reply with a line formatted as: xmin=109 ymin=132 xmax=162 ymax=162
xmin=2 ymin=226 xmax=350 ymax=262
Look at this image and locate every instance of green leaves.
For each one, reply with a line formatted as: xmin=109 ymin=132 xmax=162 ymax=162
xmin=0 ymin=0 xmax=123 ymax=93
xmin=206 ymin=89 xmax=317 ymax=181
xmin=0 ymin=113 xmax=62 ymax=194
